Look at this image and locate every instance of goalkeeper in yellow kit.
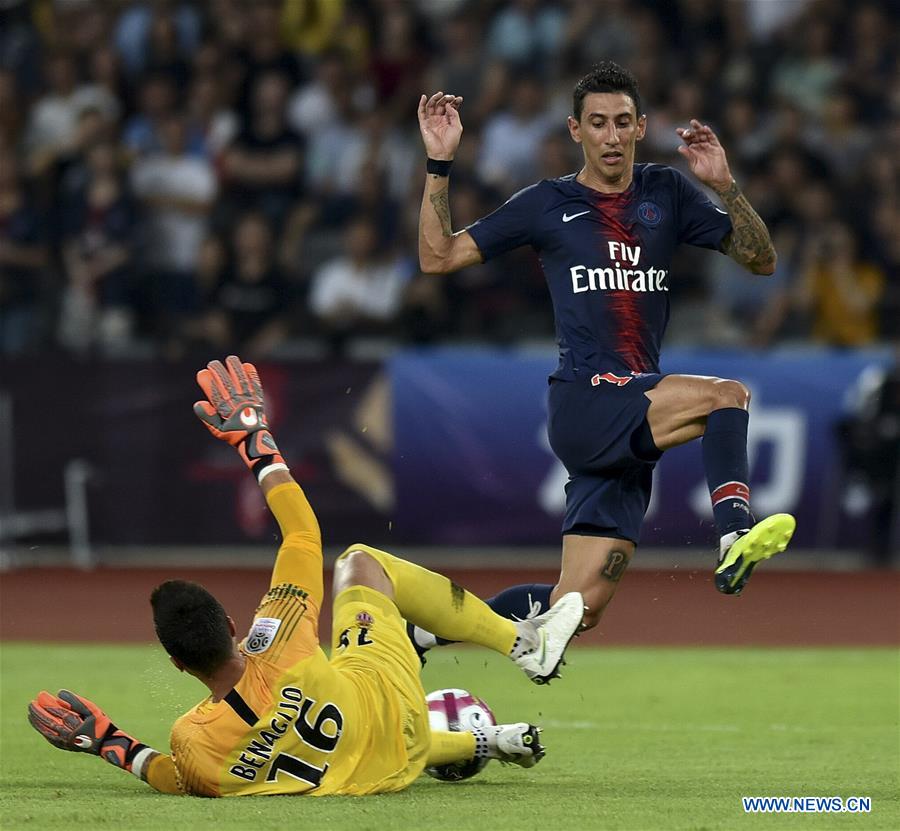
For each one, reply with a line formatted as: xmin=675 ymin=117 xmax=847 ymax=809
xmin=28 ymin=356 xmax=584 ymax=797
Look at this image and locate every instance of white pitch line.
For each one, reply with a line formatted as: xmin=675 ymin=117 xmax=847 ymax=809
xmin=542 ymin=720 xmax=739 ymax=733
xmin=540 ymin=720 xmax=839 ymax=734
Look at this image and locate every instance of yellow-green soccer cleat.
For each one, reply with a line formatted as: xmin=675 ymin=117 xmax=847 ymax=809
xmin=714 ymin=513 xmax=796 ymax=595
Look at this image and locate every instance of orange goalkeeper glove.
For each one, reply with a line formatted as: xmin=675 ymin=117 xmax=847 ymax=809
xmin=27 ymin=690 xmax=156 ymax=777
xmin=193 ymin=355 xmax=287 ymax=482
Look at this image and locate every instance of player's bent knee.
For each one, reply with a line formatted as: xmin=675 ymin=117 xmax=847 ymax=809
xmin=333 ymin=548 xmax=394 ymax=599
xmin=710 ymin=378 xmax=750 ymax=411
xmin=334 ymin=548 xmax=381 ymax=575
xmin=337 ymin=543 xmax=378 ymax=562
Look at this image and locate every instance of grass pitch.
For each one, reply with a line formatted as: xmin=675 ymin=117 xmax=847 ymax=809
xmin=1 ymin=644 xmax=897 ymax=830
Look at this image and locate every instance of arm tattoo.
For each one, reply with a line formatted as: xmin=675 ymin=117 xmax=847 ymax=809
xmin=429 ymin=186 xmax=453 ymax=237
xmin=717 ymin=180 xmax=776 ymax=273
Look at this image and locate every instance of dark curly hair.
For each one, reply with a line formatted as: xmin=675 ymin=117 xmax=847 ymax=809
xmin=150 ymin=580 xmax=234 ymax=675
xmin=573 ymin=61 xmax=643 ymax=121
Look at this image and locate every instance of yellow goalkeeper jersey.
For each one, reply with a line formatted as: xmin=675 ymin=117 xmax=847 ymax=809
xmin=151 ymin=483 xmax=431 ymax=797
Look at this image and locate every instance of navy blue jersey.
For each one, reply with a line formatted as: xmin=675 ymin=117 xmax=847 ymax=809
xmin=466 ymin=164 xmax=732 ymax=379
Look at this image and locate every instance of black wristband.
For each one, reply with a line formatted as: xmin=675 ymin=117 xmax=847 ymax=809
xmin=426 ymin=158 xmax=453 ymax=176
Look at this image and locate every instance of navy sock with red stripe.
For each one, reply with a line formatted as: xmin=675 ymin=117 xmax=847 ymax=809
xmin=702 ymin=408 xmax=754 ymax=540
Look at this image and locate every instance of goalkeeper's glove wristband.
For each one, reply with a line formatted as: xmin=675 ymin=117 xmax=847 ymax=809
xmin=237 ymin=428 xmax=288 ymax=483
xmin=95 ymin=720 xmax=152 ymax=775
xmin=98 ymin=724 xmax=156 ymax=779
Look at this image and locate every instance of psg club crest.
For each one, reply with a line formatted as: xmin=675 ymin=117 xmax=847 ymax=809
xmin=637 ymin=201 xmax=662 ymax=227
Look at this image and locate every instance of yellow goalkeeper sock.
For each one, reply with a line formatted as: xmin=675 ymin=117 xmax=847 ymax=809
xmin=427 ymin=730 xmax=476 ymax=766
xmin=337 ymin=544 xmax=517 ymax=656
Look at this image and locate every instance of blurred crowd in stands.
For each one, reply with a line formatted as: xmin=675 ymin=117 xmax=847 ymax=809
xmin=0 ymin=0 xmax=897 ymax=358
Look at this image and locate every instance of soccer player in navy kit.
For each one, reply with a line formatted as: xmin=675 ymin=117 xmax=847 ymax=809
xmin=411 ymin=62 xmax=796 ymax=642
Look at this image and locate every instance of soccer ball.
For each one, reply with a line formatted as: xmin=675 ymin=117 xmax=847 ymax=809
xmin=425 ymin=688 xmax=496 ymax=782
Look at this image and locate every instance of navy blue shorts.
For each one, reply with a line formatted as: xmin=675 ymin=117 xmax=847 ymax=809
xmin=547 ymin=372 xmax=664 ymax=545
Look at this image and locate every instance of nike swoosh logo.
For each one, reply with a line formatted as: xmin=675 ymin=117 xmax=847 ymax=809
xmin=562 ymin=210 xmax=590 ymax=223
xmin=715 ymin=207 xmax=728 ymax=215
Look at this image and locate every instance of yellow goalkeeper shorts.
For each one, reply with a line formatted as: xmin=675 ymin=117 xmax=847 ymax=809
xmin=328 ymin=586 xmax=431 ymax=785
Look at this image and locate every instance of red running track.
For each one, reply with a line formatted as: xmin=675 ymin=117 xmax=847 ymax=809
xmin=2 ymin=567 xmax=897 ymax=646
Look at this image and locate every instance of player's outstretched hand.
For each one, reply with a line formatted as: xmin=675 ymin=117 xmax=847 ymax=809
xmin=675 ymin=119 xmax=733 ymax=193
xmin=417 ymin=91 xmax=464 ymax=161
xmin=194 ymin=355 xmax=270 ymax=447
xmin=194 ymin=355 xmax=286 ymax=480
xmin=28 ymin=689 xmax=113 ymax=755
xmin=29 ymin=689 xmax=153 ymax=774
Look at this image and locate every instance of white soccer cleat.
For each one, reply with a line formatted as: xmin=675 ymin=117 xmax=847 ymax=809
xmin=513 ymin=591 xmax=584 ymax=684
xmin=494 ymin=723 xmax=544 ymax=768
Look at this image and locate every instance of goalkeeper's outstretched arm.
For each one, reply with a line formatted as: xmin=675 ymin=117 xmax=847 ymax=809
xmin=27 ymin=690 xmax=182 ymax=794
xmin=193 ymin=355 xmax=324 ymax=604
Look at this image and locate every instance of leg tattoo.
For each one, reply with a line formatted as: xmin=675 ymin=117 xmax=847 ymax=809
xmin=600 ymin=549 xmax=630 ymax=582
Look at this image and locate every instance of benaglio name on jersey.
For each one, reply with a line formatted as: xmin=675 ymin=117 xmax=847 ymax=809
xmin=229 ymin=686 xmax=344 ymax=783
xmin=570 ymin=241 xmax=668 ymax=294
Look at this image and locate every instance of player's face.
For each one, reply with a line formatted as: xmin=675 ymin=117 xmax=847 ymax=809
xmin=568 ymin=92 xmax=646 ymax=184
